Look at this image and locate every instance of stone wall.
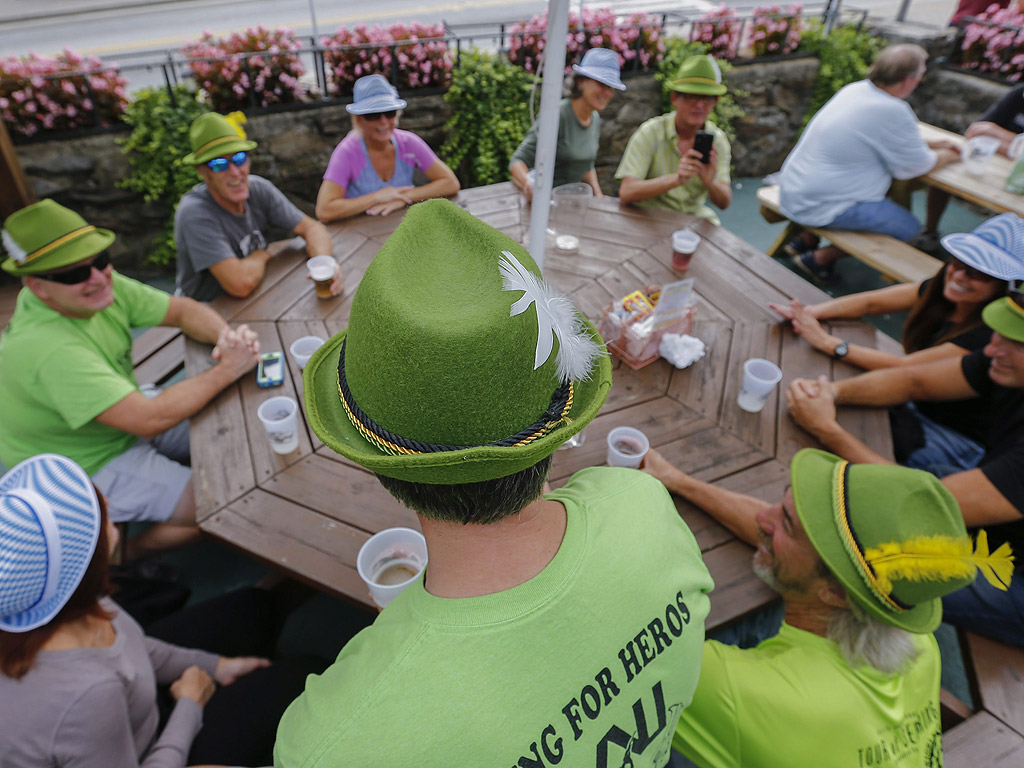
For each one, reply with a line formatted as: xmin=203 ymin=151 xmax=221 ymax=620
xmin=9 ymin=24 xmax=1005 ymax=278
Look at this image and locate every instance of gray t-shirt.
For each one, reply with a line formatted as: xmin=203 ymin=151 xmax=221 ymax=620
xmin=174 ymin=174 xmax=305 ymax=302
xmin=0 ymin=598 xmax=219 ymax=768
xmin=509 ymin=98 xmax=601 ymax=188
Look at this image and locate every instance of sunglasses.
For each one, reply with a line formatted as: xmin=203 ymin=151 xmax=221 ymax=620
xmin=362 ymin=110 xmax=397 ymax=121
xmin=35 ymin=250 xmax=111 ymax=285
xmin=677 ymin=93 xmax=718 ymax=104
xmin=206 ymin=151 xmax=249 ymax=173
xmin=1010 ymin=280 xmax=1024 ymax=309
xmin=949 ymin=257 xmax=998 ymax=282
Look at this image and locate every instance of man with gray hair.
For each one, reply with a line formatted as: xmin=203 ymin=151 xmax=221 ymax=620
xmin=641 ymin=447 xmax=1012 ymax=767
xmin=778 ymin=44 xmax=961 ymax=282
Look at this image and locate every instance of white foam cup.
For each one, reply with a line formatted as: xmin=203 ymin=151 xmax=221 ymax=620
xmin=357 ymin=527 xmax=428 ymax=608
xmin=737 ymin=359 xmax=783 ymax=413
xmin=606 ymin=426 xmax=651 ymax=468
xmin=256 ymin=396 xmax=300 ymax=454
xmin=289 ymin=336 xmax=325 ymax=370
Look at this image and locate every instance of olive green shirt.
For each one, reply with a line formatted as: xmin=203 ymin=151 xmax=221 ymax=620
xmin=615 ymin=113 xmax=731 ymax=225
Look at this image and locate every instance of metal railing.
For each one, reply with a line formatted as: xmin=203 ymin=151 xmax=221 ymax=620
xmin=1 ymin=4 xmax=868 ymax=141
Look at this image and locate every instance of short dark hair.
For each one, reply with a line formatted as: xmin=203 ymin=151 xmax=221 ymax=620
xmin=868 ymin=44 xmax=928 ymax=87
xmin=376 ymin=456 xmax=553 ymax=524
xmin=570 ymin=74 xmax=587 ymax=99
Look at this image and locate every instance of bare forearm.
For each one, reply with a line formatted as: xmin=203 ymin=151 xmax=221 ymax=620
xmin=582 ymin=170 xmax=603 ymax=196
xmin=302 ymin=224 xmax=334 ymax=258
xmin=806 ymin=421 xmax=895 ymax=465
xmin=406 ymin=177 xmax=460 ymax=203
xmin=834 ymin=369 xmax=916 ymax=407
xmin=658 ymin=466 xmax=764 ymax=547
xmin=706 ymin=179 xmax=731 ymax=210
xmin=619 ymin=174 xmax=678 ymax=205
xmin=316 ymin=193 xmax=378 ymax=222
xmin=166 ymin=299 xmax=227 ymax=346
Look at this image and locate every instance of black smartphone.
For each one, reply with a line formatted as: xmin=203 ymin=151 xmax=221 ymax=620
xmin=694 ymin=130 xmax=714 ymax=164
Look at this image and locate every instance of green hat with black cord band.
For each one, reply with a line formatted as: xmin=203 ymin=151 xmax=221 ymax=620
xmin=666 ymin=54 xmax=727 ymax=96
xmin=303 ymin=198 xmax=612 ymax=484
xmin=981 ymin=287 xmax=1024 ymax=343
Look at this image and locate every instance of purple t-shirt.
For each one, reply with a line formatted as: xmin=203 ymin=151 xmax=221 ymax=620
xmin=323 ymin=129 xmax=439 ymax=198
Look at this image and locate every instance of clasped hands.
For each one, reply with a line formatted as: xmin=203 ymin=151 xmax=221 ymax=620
xmin=366 ymin=185 xmax=414 ymax=216
xmin=212 ymin=323 xmax=262 ymax=377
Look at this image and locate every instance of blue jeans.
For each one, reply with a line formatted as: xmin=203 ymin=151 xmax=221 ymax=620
xmin=827 ymin=199 xmax=921 ymax=241
xmin=902 ymin=405 xmax=985 ymax=478
xmin=943 ymin=573 xmax=1024 ymax=646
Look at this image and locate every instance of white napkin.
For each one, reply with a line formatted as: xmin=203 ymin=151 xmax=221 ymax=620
xmin=659 ymin=333 xmax=707 ymax=369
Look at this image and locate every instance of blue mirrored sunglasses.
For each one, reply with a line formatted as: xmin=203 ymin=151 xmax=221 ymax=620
xmin=206 ymin=151 xmax=249 ymax=173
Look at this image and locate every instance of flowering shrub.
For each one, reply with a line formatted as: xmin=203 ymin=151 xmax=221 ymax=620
xmin=749 ymin=4 xmax=804 ymax=57
xmin=959 ymin=6 xmax=1024 ymax=82
xmin=507 ymin=8 xmax=664 ymax=75
xmin=0 ymin=49 xmax=127 ymax=138
xmin=691 ymin=5 xmax=741 ymax=60
xmin=184 ymin=26 xmax=306 ymax=111
xmin=321 ymin=22 xmax=453 ymax=96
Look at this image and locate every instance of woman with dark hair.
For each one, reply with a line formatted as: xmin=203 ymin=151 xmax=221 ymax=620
xmin=771 ymin=213 xmax=1024 ymax=465
xmin=509 ymin=47 xmax=626 ymax=201
xmin=0 ymin=454 xmax=335 ymax=768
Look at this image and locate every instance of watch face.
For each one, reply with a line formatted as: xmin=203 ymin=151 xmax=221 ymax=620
xmin=834 ymin=342 xmax=849 ymax=358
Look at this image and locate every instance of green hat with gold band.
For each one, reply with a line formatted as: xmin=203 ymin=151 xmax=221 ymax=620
xmin=303 ymin=199 xmax=611 ymax=484
xmin=183 ymin=111 xmax=258 ymax=165
xmin=982 ymin=294 xmax=1024 ymax=343
xmin=2 ymin=199 xmax=114 ymax=276
xmin=791 ymin=449 xmax=1013 ymax=633
xmin=666 ymin=54 xmax=727 ymax=96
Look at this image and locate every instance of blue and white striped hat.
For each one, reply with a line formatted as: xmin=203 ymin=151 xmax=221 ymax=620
xmin=941 ymin=213 xmax=1024 ymax=281
xmin=572 ymin=48 xmax=626 ymax=91
xmin=0 ymin=454 xmax=100 ymax=633
xmin=346 ymin=74 xmax=407 ymax=115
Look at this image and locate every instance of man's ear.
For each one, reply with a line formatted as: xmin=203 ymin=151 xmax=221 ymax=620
xmin=23 ymin=275 xmax=48 ymax=301
xmin=818 ymin=580 xmax=849 ymax=609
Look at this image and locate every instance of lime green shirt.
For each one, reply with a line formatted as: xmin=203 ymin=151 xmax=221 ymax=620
xmin=275 ymin=467 xmax=715 ymax=768
xmin=674 ymin=623 xmax=943 ymax=768
xmin=0 ymin=272 xmax=170 ymax=474
xmin=615 ymin=114 xmax=731 ymax=226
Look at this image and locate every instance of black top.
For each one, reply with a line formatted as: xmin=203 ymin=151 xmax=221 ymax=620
xmin=979 ymin=84 xmax=1024 ymax=134
xmin=961 ymin=348 xmax=1024 ymax=556
xmin=912 ymin=279 xmax=993 ymax=442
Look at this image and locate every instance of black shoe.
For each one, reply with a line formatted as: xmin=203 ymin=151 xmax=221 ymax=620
xmin=792 ymin=249 xmax=836 ymax=283
xmin=783 ymin=234 xmax=820 ymax=259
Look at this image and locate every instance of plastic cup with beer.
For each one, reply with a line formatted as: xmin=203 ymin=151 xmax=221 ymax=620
xmin=307 ymin=255 xmax=337 ymax=299
xmin=737 ymin=359 xmax=782 ymax=413
xmin=671 ymin=230 xmax=701 ymax=271
xmin=256 ymin=396 xmax=300 ymax=454
xmin=963 ymin=135 xmax=1000 ymax=177
xmin=357 ymin=527 xmax=428 ymax=608
xmin=606 ymin=427 xmax=650 ymax=468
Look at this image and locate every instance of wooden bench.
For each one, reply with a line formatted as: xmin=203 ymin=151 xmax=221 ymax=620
xmin=756 ymin=185 xmax=943 ymax=284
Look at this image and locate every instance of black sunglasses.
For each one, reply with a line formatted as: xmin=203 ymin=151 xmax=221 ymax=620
xmin=362 ymin=110 xmax=397 ymax=121
xmin=949 ymin=257 xmax=998 ymax=282
xmin=1010 ymin=280 xmax=1024 ymax=309
xmin=206 ymin=151 xmax=249 ymax=173
xmin=35 ymin=251 xmax=111 ymax=284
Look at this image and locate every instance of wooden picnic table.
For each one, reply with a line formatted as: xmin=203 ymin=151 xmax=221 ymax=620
xmin=914 ymin=122 xmax=1024 ymax=218
xmin=185 ymin=182 xmax=895 ymax=632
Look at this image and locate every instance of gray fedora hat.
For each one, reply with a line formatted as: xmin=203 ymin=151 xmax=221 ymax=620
xmin=572 ymin=48 xmax=626 ymax=91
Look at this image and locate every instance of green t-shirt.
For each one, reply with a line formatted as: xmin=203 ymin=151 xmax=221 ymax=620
xmin=510 ymin=98 xmax=602 ymax=189
xmin=0 ymin=272 xmax=171 ymax=474
xmin=674 ymin=623 xmax=943 ymax=768
xmin=275 ymin=467 xmax=715 ymax=768
xmin=615 ymin=114 xmax=731 ymax=226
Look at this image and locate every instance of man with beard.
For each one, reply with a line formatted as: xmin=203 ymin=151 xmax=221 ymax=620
xmin=641 ymin=448 xmax=1012 ymax=768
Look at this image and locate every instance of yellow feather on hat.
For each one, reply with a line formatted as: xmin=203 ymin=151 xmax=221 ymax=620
xmin=865 ymin=530 xmax=1014 ymax=594
xmin=223 ymin=111 xmax=248 ymax=140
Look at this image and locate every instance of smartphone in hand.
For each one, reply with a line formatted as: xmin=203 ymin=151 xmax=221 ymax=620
xmin=693 ymin=130 xmax=714 ymax=164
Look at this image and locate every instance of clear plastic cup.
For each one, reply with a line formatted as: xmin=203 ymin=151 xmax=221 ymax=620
xmin=737 ymin=359 xmax=782 ymax=413
xmin=551 ymin=182 xmax=593 ymax=252
xmin=306 ymin=255 xmax=337 ymax=299
xmin=289 ymin=336 xmax=325 ymax=370
xmin=606 ymin=426 xmax=650 ymax=468
xmin=357 ymin=527 xmax=428 ymax=608
xmin=559 ymin=427 xmax=588 ymax=450
xmin=256 ymin=396 xmax=300 ymax=454
xmin=671 ymin=230 xmax=701 ymax=271
xmin=963 ymin=135 xmax=1000 ymax=177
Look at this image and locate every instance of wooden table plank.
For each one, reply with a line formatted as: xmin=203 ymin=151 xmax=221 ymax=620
xmin=944 ymin=712 xmax=1024 ymax=768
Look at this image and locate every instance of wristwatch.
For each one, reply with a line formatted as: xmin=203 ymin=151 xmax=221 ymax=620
xmin=833 ymin=340 xmax=849 ymax=359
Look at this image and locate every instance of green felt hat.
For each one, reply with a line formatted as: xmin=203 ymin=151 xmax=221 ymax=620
xmin=2 ymin=199 xmax=114 ymax=276
xmin=183 ymin=111 xmax=258 ymax=165
xmin=790 ymin=449 xmax=1012 ymax=633
xmin=982 ymin=295 xmax=1024 ymax=343
xmin=304 ymin=199 xmax=612 ymax=484
xmin=667 ymin=54 xmax=727 ymax=96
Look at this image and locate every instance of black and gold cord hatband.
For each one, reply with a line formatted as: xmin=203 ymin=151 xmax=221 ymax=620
xmin=336 ymin=339 xmax=574 ymax=456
